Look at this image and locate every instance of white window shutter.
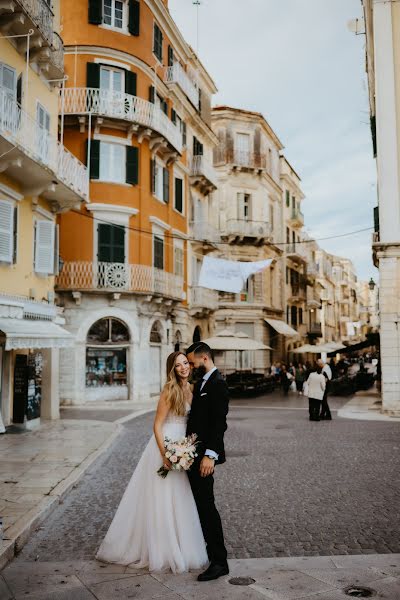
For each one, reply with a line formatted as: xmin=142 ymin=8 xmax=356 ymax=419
xmin=35 ymin=221 xmax=55 ymax=274
xmin=0 ymin=200 xmax=14 ymax=263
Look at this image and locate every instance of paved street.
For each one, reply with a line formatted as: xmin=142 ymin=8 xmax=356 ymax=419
xmin=11 ymin=392 xmax=400 ymax=564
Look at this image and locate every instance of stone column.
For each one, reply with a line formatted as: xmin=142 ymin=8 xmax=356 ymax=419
xmin=41 ymin=348 xmax=60 ymax=420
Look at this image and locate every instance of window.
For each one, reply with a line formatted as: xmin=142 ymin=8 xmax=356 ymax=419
xmin=86 ymin=318 xmax=129 ymax=388
xmin=193 ymin=136 xmax=203 ymax=156
xmin=299 ymin=307 xmax=303 ymax=325
xmin=103 ymin=0 xmax=125 ymax=29
xmin=235 ymin=133 xmax=250 ymax=165
xmin=34 ymin=220 xmax=56 ymax=275
xmin=174 ymin=245 xmax=184 ymax=278
xmin=100 ymin=66 xmax=124 ymax=92
xmin=286 ymin=189 xmax=290 ymax=207
xmin=269 ymin=204 xmax=274 ymax=231
xmin=291 ymin=305 xmax=298 ymax=328
xmin=97 ymin=223 xmax=125 ymax=263
xmin=239 ymin=275 xmax=254 ymax=303
xmin=0 ymin=63 xmax=16 ymax=100
xmin=36 ymin=103 xmax=50 ymax=162
xmin=238 ymin=192 xmax=251 ymax=221
xmin=174 ymin=176 xmax=183 ymax=213
xmin=100 ymin=142 xmax=125 ymax=183
xmin=152 ymin=158 xmax=169 ymax=202
xmin=153 ymin=22 xmax=163 ymax=61
xmin=153 ymin=235 xmax=164 ymax=269
xmin=0 ymin=200 xmax=17 ymax=264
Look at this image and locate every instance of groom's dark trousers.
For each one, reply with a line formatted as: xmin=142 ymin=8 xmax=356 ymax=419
xmin=186 ymin=369 xmax=229 ymax=567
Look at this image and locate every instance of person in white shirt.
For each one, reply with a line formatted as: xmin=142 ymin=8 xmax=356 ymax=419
xmin=305 ymin=365 xmax=326 ymax=421
xmin=318 ymin=358 xmax=332 ymax=420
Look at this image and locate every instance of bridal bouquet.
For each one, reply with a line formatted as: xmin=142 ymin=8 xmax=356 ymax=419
xmin=157 ymin=433 xmax=199 ymax=479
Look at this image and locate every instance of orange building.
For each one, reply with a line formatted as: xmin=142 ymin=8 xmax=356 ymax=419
xmin=56 ymin=0 xmax=217 ymax=404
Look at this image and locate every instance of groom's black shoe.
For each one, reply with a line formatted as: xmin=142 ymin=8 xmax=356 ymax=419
xmin=197 ymin=563 xmax=229 ymax=582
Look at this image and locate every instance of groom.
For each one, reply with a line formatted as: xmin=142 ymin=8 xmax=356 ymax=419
xmin=186 ymin=342 xmax=229 ymax=582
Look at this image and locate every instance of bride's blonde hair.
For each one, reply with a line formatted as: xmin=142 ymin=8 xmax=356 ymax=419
xmin=163 ymin=352 xmax=188 ymax=416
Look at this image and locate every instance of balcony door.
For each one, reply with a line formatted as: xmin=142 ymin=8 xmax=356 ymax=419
xmin=100 ymin=66 xmax=124 ymax=117
xmin=97 ymin=223 xmax=126 ymax=289
xmin=0 ymin=63 xmax=17 ymax=132
xmin=36 ymin=103 xmax=50 ymax=163
xmin=235 ymin=133 xmax=250 ymax=165
xmin=237 ymin=192 xmax=251 ymax=222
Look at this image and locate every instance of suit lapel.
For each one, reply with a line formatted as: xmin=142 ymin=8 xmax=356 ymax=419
xmin=200 ymin=368 xmax=219 ymax=394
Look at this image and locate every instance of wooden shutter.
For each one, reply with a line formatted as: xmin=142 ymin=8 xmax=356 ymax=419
xmin=86 ymin=139 xmax=100 ymax=179
xmin=86 ymin=62 xmax=100 ymax=89
xmin=88 ymin=0 xmax=102 ymax=25
xmin=150 ymin=158 xmax=155 ymax=194
xmin=13 ymin=205 xmax=18 ymax=264
xmin=149 ymin=85 xmax=155 ymax=103
xmin=126 ymin=146 xmax=139 ymax=185
xmin=373 ymin=206 xmax=379 ymax=233
xmin=98 ymin=224 xmax=112 ymax=262
xmin=0 ymin=200 xmax=14 ymax=263
xmin=53 ymin=224 xmax=59 ymax=275
xmin=162 ymin=99 xmax=168 ymax=115
xmin=125 ymin=70 xmax=137 ymax=96
xmin=163 ymin=168 xmax=170 ymax=203
xmin=175 ymin=177 xmax=183 ymax=213
xmin=112 ymin=225 xmax=125 ymax=263
xmin=182 ymin=122 xmax=187 ymax=147
xmin=128 ymin=0 xmax=140 ymax=36
xmin=34 ymin=221 xmax=55 ymax=274
xmin=16 ymin=74 xmax=22 ymax=105
xmin=168 ymin=45 xmax=174 ymax=67
xmin=171 ymin=109 xmax=176 ymax=124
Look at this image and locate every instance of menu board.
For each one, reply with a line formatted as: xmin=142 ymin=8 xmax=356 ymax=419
xmin=26 ymin=353 xmax=42 ymax=421
xmin=13 ymin=354 xmax=28 ymax=424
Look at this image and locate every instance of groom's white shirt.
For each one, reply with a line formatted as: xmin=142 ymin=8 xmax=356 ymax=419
xmin=200 ymin=366 xmax=219 ymax=461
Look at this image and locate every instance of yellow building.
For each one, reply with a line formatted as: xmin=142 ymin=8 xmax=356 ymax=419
xmin=0 ymin=1 xmax=88 ymax=428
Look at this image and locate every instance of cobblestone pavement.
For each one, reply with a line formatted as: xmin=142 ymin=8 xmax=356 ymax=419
xmin=13 ymin=393 xmax=400 ymax=564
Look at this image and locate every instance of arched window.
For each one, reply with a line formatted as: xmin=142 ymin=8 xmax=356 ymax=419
xmin=150 ymin=321 xmax=162 ymax=344
xmin=86 ymin=318 xmax=129 ymax=388
xmin=174 ymin=330 xmax=182 ymax=351
xmin=193 ymin=325 xmax=201 ymax=343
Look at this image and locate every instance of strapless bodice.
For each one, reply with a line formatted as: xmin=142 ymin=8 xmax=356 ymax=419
xmin=164 ymin=403 xmax=191 ymax=426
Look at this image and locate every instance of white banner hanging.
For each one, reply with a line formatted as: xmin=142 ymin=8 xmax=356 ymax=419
xmin=198 ymin=256 xmax=273 ymax=293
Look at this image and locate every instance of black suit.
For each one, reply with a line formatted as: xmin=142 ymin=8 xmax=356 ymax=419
xmin=186 ymin=368 xmax=229 ymax=566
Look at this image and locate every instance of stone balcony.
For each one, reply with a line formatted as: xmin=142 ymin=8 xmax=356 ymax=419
xmin=288 ymin=284 xmax=307 ymax=303
xmin=0 ymin=88 xmax=88 ymax=207
xmin=287 ymin=206 xmax=304 ymax=228
xmin=56 ymin=262 xmax=184 ymax=302
xmin=308 ymin=322 xmax=322 ymax=338
xmin=189 ymin=286 xmax=219 ymax=316
xmin=164 ymin=62 xmax=199 ymax=108
xmin=221 ymin=219 xmax=272 ymax=245
xmin=286 ymin=243 xmax=307 ymax=264
xmin=214 ymin=146 xmax=268 ymax=172
xmin=61 ymin=87 xmax=183 ymax=157
xmin=189 ymin=155 xmax=217 ymax=194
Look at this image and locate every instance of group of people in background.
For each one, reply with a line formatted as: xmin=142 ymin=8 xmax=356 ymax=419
xmin=270 ymin=359 xmax=333 ymax=422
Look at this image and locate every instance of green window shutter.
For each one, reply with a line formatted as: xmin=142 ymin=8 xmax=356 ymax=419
xmin=88 ymin=0 xmax=102 ymax=24
xmin=153 ymin=23 xmax=163 ymax=61
xmin=285 ymin=189 xmax=290 ymax=207
xmin=182 ymin=122 xmax=187 ymax=147
xmin=125 ymin=71 xmax=137 ymax=96
xmin=373 ymin=206 xmax=379 ymax=233
xmin=112 ymin=225 xmax=125 ymax=263
xmin=126 ymin=146 xmax=139 ymax=185
xmin=162 ymin=99 xmax=168 ymax=116
xmin=149 ymin=85 xmax=155 ymax=103
xmin=150 ymin=158 xmax=155 ymax=194
xmin=86 ymin=62 xmax=100 ymax=89
xmin=175 ymin=178 xmax=183 ymax=213
xmin=163 ymin=168 xmax=170 ymax=203
xmin=128 ymin=0 xmax=140 ymax=35
xmin=17 ymin=74 xmax=22 ymax=105
xmin=98 ymin=224 xmax=125 ymax=263
xmin=86 ymin=139 xmax=100 ymax=179
xmin=171 ymin=109 xmax=176 ymax=124
xmin=168 ymin=45 xmax=174 ymax=67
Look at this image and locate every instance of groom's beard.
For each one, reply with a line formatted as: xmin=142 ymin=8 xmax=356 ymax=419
xmin=190 ymin=365 xmax=207 ymax=384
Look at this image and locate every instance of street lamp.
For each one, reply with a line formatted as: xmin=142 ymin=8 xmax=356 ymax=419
xmin=368 ymin=278 xmax=376 ymax=291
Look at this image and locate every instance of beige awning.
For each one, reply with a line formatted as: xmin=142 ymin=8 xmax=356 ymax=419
xmin=264 ymin=318 xmax=299 ymax=337
xmin=202 ymin=329 xmax=272 ymax=351
xmin=0 ymin=318 xmax=74 ymax=351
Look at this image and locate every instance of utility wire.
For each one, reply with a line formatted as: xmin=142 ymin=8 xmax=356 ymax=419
xmin=70 ymin=208 xmax=373 ymax=250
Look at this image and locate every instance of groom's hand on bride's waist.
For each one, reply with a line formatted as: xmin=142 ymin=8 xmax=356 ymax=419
xmin=200 ymin=456 xmax=215 ymax=477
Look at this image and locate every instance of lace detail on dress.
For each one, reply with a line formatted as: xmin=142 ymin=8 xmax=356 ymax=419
xmin=164 ymin=402 xmax=191 ymax=425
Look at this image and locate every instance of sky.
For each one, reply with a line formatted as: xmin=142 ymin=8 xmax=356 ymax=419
xmin=168 ymin=0 xmax=377 ymax=282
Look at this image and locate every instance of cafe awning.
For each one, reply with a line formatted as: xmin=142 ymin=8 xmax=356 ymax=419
xmin=202 ymin=329 xmax=272 ymax=351
xmin=0 ymin=318 xmax=74 ymax=350
xmin=264 ymin=318 xmax=299 ymax=337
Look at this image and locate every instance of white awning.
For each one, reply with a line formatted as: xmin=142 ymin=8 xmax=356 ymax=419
xmin=0 ymin=318 xmax=74 ymax=350
xmin=202 ymin=329 xmax=272 ymax=351
xmin=264 ymin=318 xmax=299 ymax=337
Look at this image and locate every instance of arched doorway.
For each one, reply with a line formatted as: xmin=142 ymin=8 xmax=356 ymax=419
xmin=86 ymin=317 xmax=130 ymax=393
xmin=174 ymin=330 xmax=182 ymax=351
xmin=150 ymin=321 xmax=163 ymax=394
xmin=193 ymin=325 xmax=202 ymax=343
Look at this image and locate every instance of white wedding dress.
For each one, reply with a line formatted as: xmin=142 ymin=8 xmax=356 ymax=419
xmin=96 ymin=404 xmax=208 ymax=573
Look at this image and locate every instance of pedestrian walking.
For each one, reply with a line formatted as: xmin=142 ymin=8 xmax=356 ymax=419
xmin=318 ymin=358 xmax=332 ymax=420
xmin=281 ymin=364 xmax=293 ymax=396
xmin=295 ymin=364 xmax=306 ymax=394
xmin=305 ymin=364 xmax=326 ymax=421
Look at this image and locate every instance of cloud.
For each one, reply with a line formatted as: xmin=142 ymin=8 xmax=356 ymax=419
xmin=169 ymin=0 xmax=378 ymax=280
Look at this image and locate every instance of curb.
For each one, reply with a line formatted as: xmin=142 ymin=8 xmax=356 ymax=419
xmin=0 ymin=408 xmax=154 ymax=571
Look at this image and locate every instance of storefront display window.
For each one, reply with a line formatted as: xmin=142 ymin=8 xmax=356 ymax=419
xmin=86 ymin=318 xmax=129 ymax=388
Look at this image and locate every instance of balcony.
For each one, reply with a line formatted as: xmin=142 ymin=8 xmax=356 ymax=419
xmin=287 ymin=206 xmax=304 ymax=228
xmin=288 ymin=284 xmax=306 ymax=303
xmin=189 ymin=286 xmax=219 ymax=316
xmin=0 ymin=89 xmax=88 ymax=206
xmin=61 ymin=88 xmax=183 ymax=156
xmin=308 ymin=323 xmax=322 ymax=338
xmin=56 ymin=262 xmax=184 ymax=301
xmin=164 ymin=62 xmax=199 ymax=108
xmin=286 ymin=243 xmax=307 ymax=264
xmin=0 ymin=0 xmax=53 ymax=47
xmin=306 ymin=288 xmax=321 ymax=309
xmin=306 ymin=262 xmax=319 ymax=280
xmin=190 ymin=221 xmax=220 ymax=247
xmin=214 ymin=146 xmax=268 ymax=172
xmin=47 ymin=31 xmax=64 ymax=79
xmin=189 ymin=155 xmax=217 ymax=194
xmin=221 ymin=219 xmax=272 ymax=244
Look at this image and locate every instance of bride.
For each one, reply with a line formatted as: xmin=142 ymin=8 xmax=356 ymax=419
xmin=96 ymin=351 xmax=208 ymax=573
